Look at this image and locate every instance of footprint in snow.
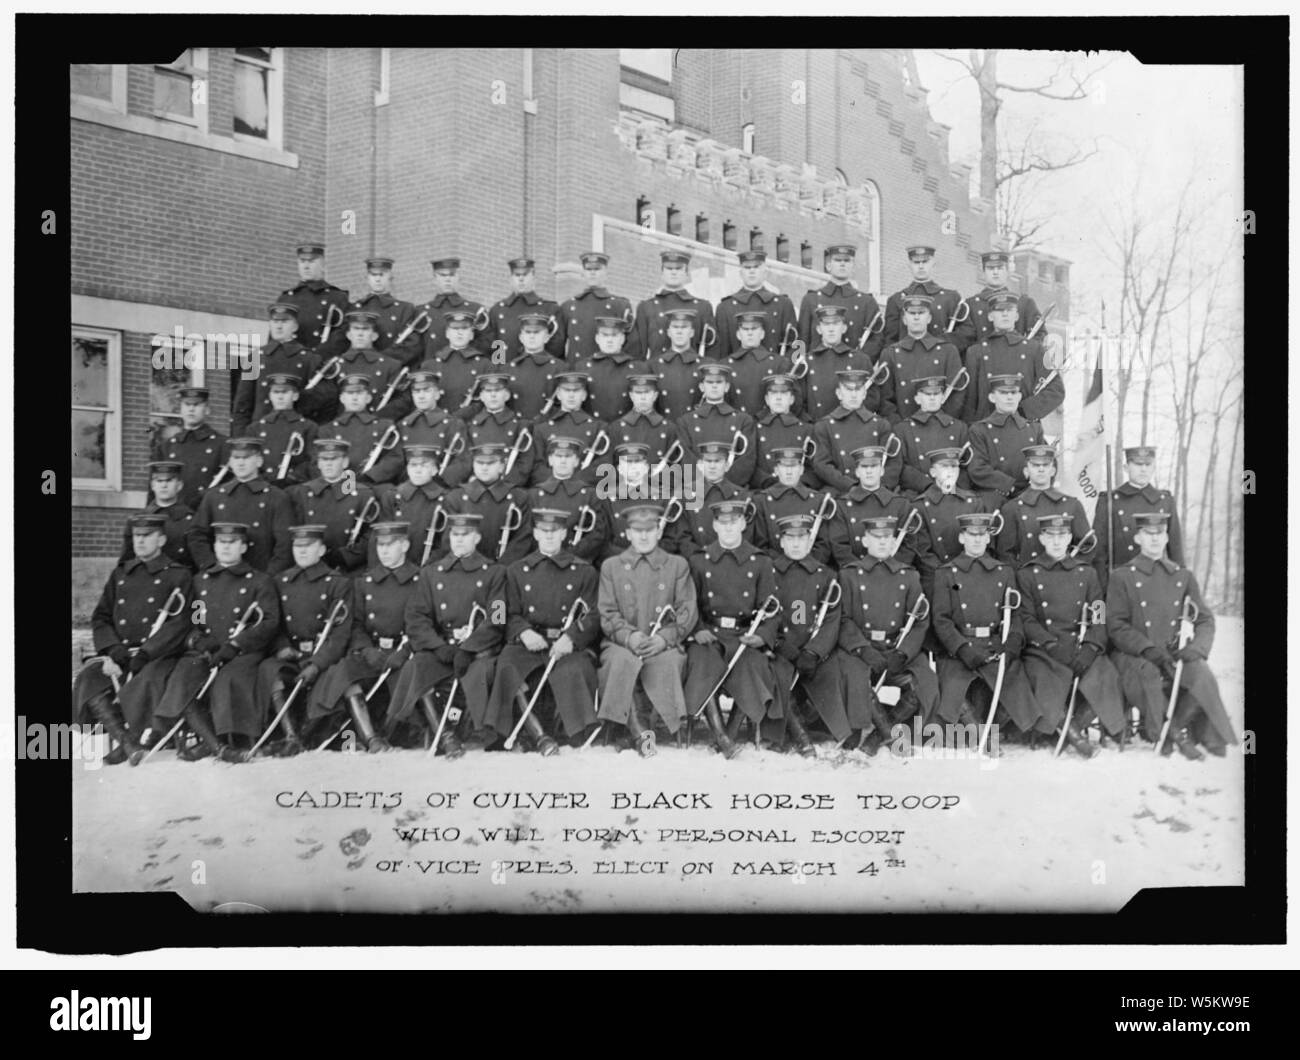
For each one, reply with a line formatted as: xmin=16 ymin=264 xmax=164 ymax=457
xmin=339 ymin=829 xmax=371 ymax=857
xmin=164 ymin=816 xmax=201 ymax=826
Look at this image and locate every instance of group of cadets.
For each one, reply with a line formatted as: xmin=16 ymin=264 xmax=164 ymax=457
xmin=74 ymin=241 xmax=1234 ymax=765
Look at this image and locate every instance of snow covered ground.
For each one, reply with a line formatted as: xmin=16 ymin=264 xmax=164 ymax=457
xmin=71 ymin=618 xmax=1245 ymax=914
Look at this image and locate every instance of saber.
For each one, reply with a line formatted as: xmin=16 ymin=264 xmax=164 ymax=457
xmin=459 ymin=377 xmax=483 ymax=410
xmin=809 ymin=492 xmax=837 ymax=543
xmin=1032 ymin=341 xmax=1068 ymax=396
xmin=570 ymin=505 xmax=598 ymax=547
xmin=208 ymin=462 xmax=230 ymax=490
xmin=437 ymin=434 xmax=466 ymax=480
xmin=503 ymin=597 xmax=591 ymax=750
xmin=978 ymin=586 xmax=1021 ymax=756
xmin=346 ymin=495 xmax=381 ymax=546
xmin=1155 ymin=596 xmax=1200 ymax=756
xmin=866 ymin=359 xmax=890 ymax=390
xmin=580 ymin=429 xmax=610 ymax=471
xmin=140 ymin=601 xmax=264 ymax=764
xmin=82 ymin=654 xmax=121 ymax=696
xmin=698 ymin=321 xmax=717 ymax=357
xmin=473 ymin=305 xmax=491 ymax=333
xmin=504 ymin=428 xmax=533 ymax=479
xmin=497 ymin=502 xmax=523 ymax=560
xmin=305 ymin=355 xmax=343 ymax=390
xmin=858 ymin=307 xmax=885 ymax=348
xmin=801 ymin=436 xmax=818 ymax=462
xmin=657 ymin=497 xmax=684 ymax=534
xmin=789 ymin=340 xmax=809 ymax=379
xmin=393 ymin=309 xmax=431 ymax=347
xmin=427 ymin=602 xmax=489 ymax=758
xmin=1053 ymin=600 xmax=1092 ymax=758
xmin=778 ymin=322 xmax=798 ymax=358
xmin=871 ymin=594 xmax=931 ymax=697
xmin=724 ymin=429 xmax=749 ymax=472
xmin=940 ymin=366 xmax=970 ymax=407
xmin=377 ymin=366 xmax=410 ymax=410
xmin=246 ymin=599 xmax=349 ymax=760
xmin=1025 ymin=302 xmax=1057 ymax=342
xmin=365 ymin=634 xmax=410 ymax=701
xmin=945 ymin=298 xmax=970 ymax=334
xmin=275 ymin=431 xmax=305 ymax=480
xmin=121 ymin=587 xmax=187 ymax=687
xmin=582 ymin=604 xmax=676 ymax=749
xmin=789 ymin=579 xmax=842 ymax=692
xmin=889 ymin=507 xmax=924 ymax=558
xmin=361 ymin=424 xmax=401 ymax=475
xmin=318 ymin=303 xmax=345 ymax=345
xmin=651 ymin=439 xmax=685 ymax=478
xmin=690 ymin=594 xmax=782 ymax=720
xmin=1069 ymin=528 xmax=1097 ymax=557
xmin=421 ymin=506 xmax=448 ymax=566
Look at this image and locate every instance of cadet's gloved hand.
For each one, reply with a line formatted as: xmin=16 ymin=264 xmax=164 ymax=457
xmin=520 ymin=629 xmax=548 ymax=652
xmin=214 ymin=642 xmax=241 ymax=665
xmin=551 ymin=634 xmax=574 ymax=658
xmin=276 ymin=647 xmax=300 ymax=662
xmin=795 ymin=651 xmax=820 ymax=676
xmin=385 ymin=644 xmax=410 ymax=670
xmin=1142 ymin=646 xmax=1176 ymax=679
xmin=192 ymin=632 xmax=221 ymax=655
xmin=107 ymin=645 xmax=131 ymax=669
xmin=693 ymin=629 xmax=718 ymax=646
xmin=453 ymin=650 xmax=474 ymax=679
xmin=1002 ymin=632 xmax=1024 ymax=659
xmin=777 ymin=641 xmax=802 ymax=664
xmin=885 ymin=649 xmax=910 ymax=675
xmin=640 ymin=634 xmax=667 ymax=658
xmin=128 ymin=652 xmax=150 ymax=676
xmin=856 ymin=645 xmax=887 ymax=671
xmin=298 ymin=662 xmax=321 ymax=685
xmin=362 ymin=646 xmax=386 ymax=669
xmin=1070 ymin=644 xmax=1098 ymax=677
xmin=1048 ymin=638 xmax=1076 ymax=666
xmin=1175 ymin=645 xmax=1205 ymax=663
xmin=739 ymin=633 xmax=764 ymax=648
xmin=434 ymin=644 xmax=458 ymax=665
xmin=958 ymin=644 xmax=988 ymax=671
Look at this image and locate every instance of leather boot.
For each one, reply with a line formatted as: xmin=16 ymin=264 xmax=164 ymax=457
xmin=1171 ymin=727 xmax=1204 ymax=762
xmin=625 ymin=703 xmax=656 ymax=758
xmin=181 ymin=703 xmax=242 ymax=763
xmin=347 ymin=691 xmax=390 ymax=753
xmin=267 ymin=684 xmax=303 ymax=757
xmin=420 ymin=691 xmax=463 ymax=758
xmin=522 ymin=712 xmax=559 ymax=757
xmin=1067 ymin=720 xmax=1096 ymax=759
xmin=704 ymin=699 xmax=740 ymax=759
xmin=86 ymin=691 xmax=143 ymax=767
xmin=784 ymin=709 xmax=815 ymax=758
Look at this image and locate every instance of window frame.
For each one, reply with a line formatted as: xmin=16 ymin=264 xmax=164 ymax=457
xmin=151 ymin=48 xmax=210 ymax=131
xmin=70 ymin=63 xmax=127 ymax=113
xmin=71 ymin=326 xmax=123 ymax=492
xmin=232 ymin=46 xmax=284 ymax=149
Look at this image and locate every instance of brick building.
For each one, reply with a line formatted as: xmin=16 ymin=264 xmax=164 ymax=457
xmin=72 ymin=47 xmax=1066 ymax=601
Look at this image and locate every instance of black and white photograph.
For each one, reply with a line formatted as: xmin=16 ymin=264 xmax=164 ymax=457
xmin=49 ymin=31 xmax=1262 ymax=929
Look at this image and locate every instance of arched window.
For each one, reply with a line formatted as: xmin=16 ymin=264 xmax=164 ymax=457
xmin=742 ymin=122 xmax=755 ymax=154
xmin=861 ymin=179 xmax=882 ymax=296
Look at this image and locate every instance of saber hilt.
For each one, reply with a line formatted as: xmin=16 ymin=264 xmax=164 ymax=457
xmin=394 ymin=310 xmax=431 ymax=347
xmin=346 ymin=495 xmax=381 ymax=546
xmin=361 ymin=424 xmax=402 ymax=475
xmin=305 ymin=355 xmax=343 ymax=390
xmin=377 ymin=367 xmax=410 ymax=410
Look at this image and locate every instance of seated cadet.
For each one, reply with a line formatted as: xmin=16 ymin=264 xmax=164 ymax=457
xmin=509 ymin=310 xmax=562 ymax=421
xmin=189 ymin=437 xmax=294 ymax=574
xmin=320 ymin=372 xmax=403 ymax=494
xmin=608 ymin=370 xmax=683 ymax=475
xmin=963 ymin=291 xmax=1063 ymax=423
xmin=633 ymin=248 xmax=718 ymax=361
xmin=837 ymin=515 xmax=938 ymax=752
xmin=1106 ymin=512 xmax=1235 ymax=760
xmin=798 ymin=243 xmax=883 ymax=355
xmin=677 ymin=362 xmax=757 ymax=488
xmin=1093 ymin=445 xmax=1185 ymax=591
xmin=674 ymin=439 xmax=756 ymax=560
xmin=277 ymin=242 xmax=351 ymax=360
xmin=597 ymin=502 xmax=699 ymax=757
xmin=802 ymin=304 xmax=880 ymax=422
xmin=120 ymin=460 xmax=195 ymax=570
xmin=393 ymin=368 xmax=470 ymax=489
xmin=714 ymin=249 xmax=798 ymax=362
xmin=384 ymin=445 xmax=450 ymax=568
xmin=231 ymin=301 xmax=325 ymax=434
xmin=895 ymin=374 xmax=971 ymax=497
xmin=995 ymin=443 xmax=1091 ymax=566
xmin=882 ymin=243 xmax=964 ymax=345
xmin=530 ymin=370 xmax=607 ymax=487
xmin=683 ymin=499 xmax=781 ymax=757
xmin=307 ymin=309 xmax=402 ymax=425
xmin=388 ymin=512 xmax=507 ymax=753
xmin=578 ymin=314 xmax=639 ymax=423
xmin=438 ymin=442 xmax=533 ymax=566
xmin=752 ymin=446 xmax=835 ymax=565
xmin=252 ymin=372 xmax=317 ymax=489
xmin=464 ymin=369 xmax=536 ymax=489
xmin=254 ymin=524 xmax=352 ymax=757
xmin=560 ymin=250 xmax=637 ymax=362
xmin=421 ymin=256 xmax=488 ymax=353
xmin=752 ymin=371 xmax=815 ymax=490
xmin=288 ymin=438 xmax=377 ymax=572
xmin=932 ymin=512 xmax=1047 ymax=748
xmin=1017 ymin=514 xmax=1125 ymax=759
xmin=600 ymin=442 xmax=681 ymax=563
xmin=152 ymin=385 xmax=227 ymax=511
xmin=153 ymin=522 xmax=280 ymax=762
xmin=77 ymin=513 xmax=192 ymax=765
xmin=828 ymin=445 xmax=922 ymax=569
xmin=349 ymin=255 xmax=425 ymax=367
xmin=718 ymin=308 xmax=795 ymax=419
xmin=967 ymin=372 xmax=1047 ymax=507
xmin=307 ymin=520 xmax=418 ymax=753
xmin=530 ymin=435 xmax=610 ymax=566
xmin=914 ymin=447 xmax=989 ymax=600
xmin=877 ymin=293 xmax=964 ymax=424
xmin=646 ymin=307 xmax=702 ymax=421
xmin=485 ymin=257 xmax=565 ymax=361
xmin=769 ymin=514 xmax=843 ymax=757
xmin=952 ymin=249 xmax=1043 ymax=354
xmin=486 ymin=508 xmax=600 ymax=753
xmin=810 ymin=368 xmax=901 ymax=495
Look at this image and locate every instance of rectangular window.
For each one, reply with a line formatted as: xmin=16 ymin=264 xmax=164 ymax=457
xmin=72 ymin=328 xmax=122 ymax=490
xmin=234 ymin=46 xmax=283 ymax=147
xmin=153 ymin=48 xmax=209 ymax=130
xmin=70 ymin=63 xmax=126 ymax=112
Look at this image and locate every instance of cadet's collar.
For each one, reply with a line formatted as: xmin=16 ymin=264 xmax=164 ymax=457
xmin=356 ymin=293 xmax=395 ymax=309
xmin=624 ymin=546 xmax=669 ymax=570
xmin=830 ymin=405 xmax=877 ymax=422
xmin=504 ymin=291 xmax=542 ymax=307
xmin=980 ymin=285 xmax=1009 ymax=299
xmin=577 ymin=285 xmax=610 ymax=299
xmin=526 ymin=549 xmax=576 ymax=570
xmin=428 ymin=292 xmax=465 ymax=309
xmin=694 ymin=477 xmax=735 ymax=503
xmin=655 ymin=288 xmax=696 ymax=302
xmin=209 ymin=560 xmax=254 ymax=576
xmin=591 ymin=350 xmax=635 ymax=363
xmin=920 ymin=483 xmax=969 ymax=503
xmin=952 ymin=552 xmax=1002 ymax=572
xmin=463 ymin=478 xmax=512 ymax=502
xmin=436 ymin=551 xmax=488 ymax=573
xmin=1118 ymin=482 xmax=1163 ymax=502
xmin=693 ymin=400 xmax=736 ymax=417
xmin=767 ymin=482 xmax=810 ymax=500
xmin=332 ymin=410 xmax=375 ymax=425
xmin=512 ymin=349 xmax=553 ymax=366
xmin=175 ymin=423 xmax=215 ymax=441
xmin=127 ymin=553 xmax=174 ymax=576
xmin=261 ymin=409 xmax=304 ymax=423
xmin=1020 ymin=486 xmax=1064 ymax=504
xmin=758 ymin=410 xmax=802 ymax=427
xmin=847 ymin=484 xmax=892 ymax=502
xmin=285 ymin=561 xmax=333 ymax=582
xmin=819 ymin=281 xmax=857 ymax=297
xmin=660 ymin=346 xmax=698 ymax=363
xmin=538 ymin=476 xmax=584 ymax=497
xmin=729 ymin=344 xmax=773 ymax=362
xmin=999 ymin=330 xmax=1024 ymax=346
xmin=987 ymin=410 xmax=1029 ymax=428
xmin=855 ymin=554 xmax=905 ymax=573
xmin=1035 ymin=554 xmax=1081 ymax=572
xmin=437 ymin=343 xmax=487 ymax=360
xmin=548 ymin=409 xmax=594 ymax=425
xmin=400 ymin=480 xmax=443 ymax=502
xmin=906 ymin=280 xmax=941 ymax=296
xmin=733 ymin=286 xmax=775 ymax=305
xmin=909 ymin=409 xmax=951 ymax=426
xmin=1130 ymin=553 xmax=1180 ymax=576
xmin=775 ymin=554 xmax=823 ymax=575
xmin=402 ymin=408 xmax=449 ymax=427
xmin=225 ymin=476 xmax=269 ymax=495
xmin=372 ymin=560 xmax=419 ymax=584
xmin=811 ymin=341 xmax=854 ymax=356
xmin=621 ymin=410 xmax=663 ymax=426
xmin=308 ymin=476 xmax=347 ymax=496
xmin=705 ymin=540 xmax=758 ymax=564
xmin=342 ymin=347 xmax=384 ymax=364
xmin=263 ymin=339 xmax=303 ymax=357
xmin=900 ymin=332 xmax=940 ymax=351
xmin=472 ymin=407 xmax=516 ymax=426
xmin=292 ymin=279 xmax=329 ymax=293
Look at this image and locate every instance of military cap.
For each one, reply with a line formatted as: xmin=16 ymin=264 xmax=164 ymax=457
xmin=227 ymin=437 xmax=265 ymax=453
xmin=127 ymin=513 xmax=169 ymax=532
xmin=475 ymin=370 xmax=512 ymax=389
xmin=776 ymin=513 xmax=816 ymax=536
xmin=761 ymin=372 xmax=796 ymax=392
xmin=736 ymin=311 xmax=767 ymax=327
xmin=580 ymin=251 xmax=610 ymax=267
xmin=532 ymin=507 xmax=571 ymax=531
xmin=344 ymin=309 xmax=379 ymax=327
xmin=709 ymin=498 xmax=751 ymax=520
xmin=914 ymin=375 xmax=947 ymax=393
xmin=989 ymin=373 xmax=1023 ymax=392
xmin=665 ymin=308 xmax=698 ymax=324
xmin=146 ymin=460 xmax=184 ymax=478
xmin=926 ymin=447 xmax=965 ymax=466
xmin=627 ymin=372 xmax=661 ymax=389
xmin=1124 ymin=446 xmax=1157 ymax=462
xmin=738 ymin=249 xmax=767 ymax=266
xmin=835 ymin=368 xmax=871 ymax=385
xmin=507 ymin=257 xmax=536 ymax=272
xmin=980 ymin=251 xmax=1010 ymax=267
xmin=901 ymin=293 xmax=934 ymax=312
xmin=862 ymin=515 xmax=898 ymax=536
xmin=518 ymin=311 xmax=552 ymax=329
xmin=176 ymin=386 xmax=210 ymax=402
xmin=289 ymin=524 xmax=328 ymax=542
xmin=408 ymin=368 xmax=442 ymax=385
xmin=312 ymin=438 xmax=351 ymax=455
xmin=614 ymin=441 xmax=651 ymax=460
xmin=851 ymin=445 xmax=888 ymax=466
xmin=696 ymin=361 xmax=735 ymax=379
xmin=906 ymin=245 xmax=936 ymax=259
xmin=956 ymin=512 xmax=999 ymax=532
xmin=267 ymin=301 xmax=300 ymax=318
xmin=430 ymin=257 xmax=461 ymax=272
xmin=988 ymin=292 xmax=1019 ymax=311
xmin=824 ymin=244 xmax=857 ymax=258
xmin=594 ymin=315 xmax=631 ymax=331
xmin=445 ymin=512 xmax=485 ymax=530
xmin=371 ymin=521 xmax=411 ymax=539
xmin=1036 ymin=514 xmax=1073 ymax=532
xmin=402 ymin=444 xmax=442 ymax=461
xmin=265 ymin=371 xmax=303 ymax=390
xmin=340 ymin=372 xmax=374 ymax=391
xmin=295 ymin=243 xmax=326 ymax=257
xmin=624 ymin=504 xmax=665 ymax=529
xmin=469 ymin=442 xmax=509 ymax=460
xmin=211 ymin=521 xmax=251 ymax=539
xmin=546 ymin=435 xmax=584 ymax=455
xmin=697 ymin=440 xmax=733 ymax=459
xmin=769 ymin=446 xmax=806 ymax=466
xmin=1133 ymin=512 xmax=1172 ymax=530
xmin=814 ymin=304 xmax=847 ymax=322
xmin=1022 ymin=444 xmax=1058 ymax=462
xmin=660 ymin=248 xmax=692 ymax=265
xmin=444 ymin=308 xmax=476 ymax=325
xmin=365 ymin=256 xmax=395 ymax=270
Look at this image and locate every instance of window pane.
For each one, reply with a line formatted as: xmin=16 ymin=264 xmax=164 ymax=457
xmin=71 ymin=64 xmax=112 ymax=100
xmin=152 ymin=365 xmax=189 ymax=416
xmin=236 ymin=46 xmax=273 ymax=63
xmin=72 ymin=336 xmax=109 ymax=407
xmin=620 ymin=49 xmax=672 ymax=82
xmin=234 ymin=62 xmax=269 ymax=138
xmin=72 ymin=409 xmax=108 ymax=479
xmin=154 ymin=68 xmax=194 ymax=117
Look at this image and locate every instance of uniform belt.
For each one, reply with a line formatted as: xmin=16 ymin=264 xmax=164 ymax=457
xmin=864 ymin=630 xmax=889 ymax=642
xmin=714 ymin=614 xmax=753 ymax=631
xmin=298 ymin=640 xmax=315 ymax=654
xmin=962 ymin=625 xmax=994 ymax=638
xmin=544 ymin=628 xmax=563 ymax=640
xmin=375 ymin=635 xmax=396 ymax=650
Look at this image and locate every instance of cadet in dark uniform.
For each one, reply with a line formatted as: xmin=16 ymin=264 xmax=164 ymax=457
xmin=288 ymin=439 xmax=377 ymax=572
xmin=877 ymin=293 xmax=965 ymax=424
xmin=1093 ymin=445 xmax=1185 ymax=589
xmin=964 ymin=291 xmax=1063 ymax=423
xmin=421 ymin=257 xmax=488 ymax=351
xmin=797 ymin=243 xmax=883 ymax=354
xmin=78 ymin=513 xmax=192 ymax=764
xmin=953 ymin=250 xmax=1042 ymax=353
xmin=752 ymin=446 xmax=834 ymax=565
xmin=675 ymin=440 xmax=756 ymax=560
xmin=394 ymin=369 xmax=470 ymax=489
xmin=506 ymin=311 xmax=563 ymax=422
xmin=189 ymin=438 xmax=294 ymax=574
xmin=416 ymin=307 xmax=496 ymax=420
xmin=967 ymin=373 xmax=1047 ymax=507
xmin=646 ymin=308 xmax=702 ymax=421
xmin=277 ymin=242 xmax=350 ymax=359
xmin=752 ymin=372 xmax=816 ymax=490
xmin=1106 ymin=512 xmax=1233 ymax=759
xmin=309 ymin=310 xmax=403 ymax=425
xmin=560 ymin=251 xmax=637 ymax=362
xmin=827 ymin=445 xmax=922 ymax=569
xmin=914 ymin=447 xmax=990 ymax=600
xmin=250 ymin=372 xmax=317 ymax=489
xmin=608 ymin=371 xmax=682 ymax=476
xmin=231 ymin=302 xmax=325 ymax=434
xmin=895 ymin=375 xmax=972 ymax=497
xmin=254 ymin=524 xmax=353 ymax=757
xmin=485 ymin=257 xmax=564 ymax=361
xmin=530 ymin=371 xmax=607 ymax=487
xmin=437 ymin=443 xmax=533 ymax=565
xmin=154 ymin=522 xmax=280 ymax=761
xmin=153 ymin=386 xmax=227 ymax=511
xmin=632 ymin=248 xmax=718 ymax=359
xmin=810 ymin=368 xmax=901 ymax=494
xmin=882 ymin=244 xmax=965 ymax=344
xmin=120 ymin=461 xmax=195 ymax=570
xmin=600 ymin=442 xmax=681 ymax=563
xmin=995 ymin=444 xmax=1091 ymax=566
xmin=802 ymin=305 xmax=880 ymax=422
xmin=349 ymin=256 xmax=425 ymax=367
xmin=578 ymin=315 xmax=639 ymax=424
xmin=677 ymin=362 xmax=757 ymax=488
xmin=463 ymin=370 xmax=536 ymax=490
xmin=486 ymin=508 xmax=600 ymax=751
xmin=529 ymin=436 xmax=610 ymax=566
xmin=384 ymin=445 xmax=450 ymax=568
xmin=319 ymin=373 xmax=403 ymax=491
xmin=714 ymin=250 xmax=798 ymax=362
xmin=717 ymin=309 xmax=795 ymax=418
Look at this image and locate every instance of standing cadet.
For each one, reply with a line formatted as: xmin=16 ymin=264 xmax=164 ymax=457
xmin=963 ymin=292 xmax=1063 ymax=423
xmin=393 ymin=369 xmax=470 ymax=489
xmin=752 ymin=372 xmax=816 ymax=490
xmin=953 ymin=250 xmax=1042 ymax=353
xmin=995 ymin=444 xmax=1091 ymax=566
xmin=320 ymin=373 xmax=403 ymax=491
xmin=718 ymin=309 xmax=794 ymax=418
xmin=388 ymin=513 xmax=507 ymax=752
xmin=487 ymin=508 xmax=600 ymax=752
xmin=308 ymin=310 xmax=403 ymax=425
xmin=914 ymin=447 xmax=989 ymax=600
xmin=968 ymin=373 xmax=1047 ymax=508
xmin=714 ymin=250 xmax=797 ymax=362
xmin=677 ymin=362 xmax=757 ymax=488
xmin=153 ymin=522 xmax=280 ymax=761
xmin=277 ymin=243 xmax=351 ymax=359
xmin=1016 ymin=514 xmax=1124 ymax=758
xmin=77 ymin=513 xmax=192 ymax=764
xmin=531 ymin=370 xmax=607 ymax=487
xmin=1093 ymin=445 xmax=1185 ymax=590
xmin=895 ymin=375 xmax=971 ymax=497
xmin=675 ymin=440 xmax=756 ymax=560
xmin=254 ymin=524 xmax=353 ymax=757
xmin=882 ymin=244 xmax=965 ymax=344
xmin=120 ymin=461 xmax=195 ymax=570
xmin=349 ymin=256 xmax=425 ymax=367
xmin=507 ymin=310 xmax=563 ymax=421
xmin=810 ymin=368 xmax=901 ymax=495
xmin=529 ymin=436 xmax=610 ymax=566
xmin=307 ymin=521 xmax=418 ymax=753
xmin=608 ymin=371 xmax=682 ymax=476
xmin=189 ymin=438 xmax=294 ymax=574
xmin=250 ymin=372 xmax=317 ymax=489
xmin=463 ymin=370 xmax=536 ymax=490
xmin=827 ymin=445 xmax=921 ymax=569
xmin=560 ymin=251 xmax=637 ymax=362
xmin=597 ymin=503 xmax=699 ymax=756
xmin=437 ymin=442 xmax=533 ymax=566
xmin=153 ymin=385 xmax=227 ymax=511
xmin=415 ymin=307 xmax=496 ymax=420
xmin=231 ymin=302 xmax=325 ymax=434
xmin=752 ymin=446 xmax=834 ymax=565
xmin=579 ymin=314 xmax=639 ymax=423
xmin=384 ymin=445 xmax=450 ymax=568
xmin=646 ymin=307 xmax=702 ymax=421
xmin=797 ymin=243 xmax=883 ymax=354
xmin=1106 ymin=512 xmax=1234 ymax=759
xmin=288 ymin=439 xmax=377 ymax=572
xmin=633 ymin=248 xmax=718 ymax=359
xmin=485 ymin=257 xmax=564 ymax=360
xmin=802 ymin=305 xmax=880 ymax=422
xmin=877 ymin=293 xmax=964 ymax=424
xmin=421 ymin=257 xmax=487 ymax=350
